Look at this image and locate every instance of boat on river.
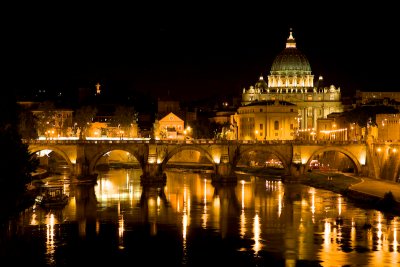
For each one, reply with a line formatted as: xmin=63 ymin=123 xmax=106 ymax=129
xmin=35 ymin=184 xmax=69 ymax=208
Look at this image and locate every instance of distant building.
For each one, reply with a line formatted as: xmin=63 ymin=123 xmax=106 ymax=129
xmin=376 ymin=114 xmax=400 ymax=142
xmin=233 ymin=100 xmax=298 ymax=140
xmin=356 ymin=90 xmax=400 ymax=105
xmin=154 ymin=112 xmax=185 ymax=140
xmin=240 ymin=29 xmax=343 ymax=132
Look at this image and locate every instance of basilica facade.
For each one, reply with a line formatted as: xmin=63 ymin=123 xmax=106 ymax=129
xmin=237 ymin=29 xmax=343 ymax=139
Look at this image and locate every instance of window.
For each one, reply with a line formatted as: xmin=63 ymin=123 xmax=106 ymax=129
xmin=290 ymin=124 xmax=293 ymax=130
xmin=260 ymin=124 xmax=263 ymax=130
xmin=274 ymin=121 xmax=279 ymax=130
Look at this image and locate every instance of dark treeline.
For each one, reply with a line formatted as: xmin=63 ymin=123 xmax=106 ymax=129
xmin=0 ymin=92 xmax=38 ymax=221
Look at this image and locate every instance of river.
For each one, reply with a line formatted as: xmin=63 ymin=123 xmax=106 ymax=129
xmin=1 ymin=168 xmax=399 ymax=266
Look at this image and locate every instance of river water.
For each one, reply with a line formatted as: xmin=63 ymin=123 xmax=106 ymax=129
xmin=1 ymin=169 xmax=400 ymax=267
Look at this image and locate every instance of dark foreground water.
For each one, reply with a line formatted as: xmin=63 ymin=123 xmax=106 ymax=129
xmin=1 ymin=169 xmax=400 ymax=267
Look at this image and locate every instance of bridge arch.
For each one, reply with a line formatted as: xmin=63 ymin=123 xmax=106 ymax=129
xmin=88 ymin=148 xmax=143 ymax=175
xmin=29 ymin=145 xmax=73 ymax=169
xmin=237 ymin=146 xmax=291 ymax=174
xmin=162 ymin=145 xmax=216 ymax=172
xmin=305 ymin=146 xmax=362 ymax=174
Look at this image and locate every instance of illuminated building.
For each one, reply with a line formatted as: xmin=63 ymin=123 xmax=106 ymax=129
xmin=376 ymin=114 xmax=400 ymax=142
xmin=241 ymin=29 xmax=343 ymax=132
xmin=234 ymin=100 xmax=297 ymax=140
xmin=154 ymin=112 xmax=185 ymax=139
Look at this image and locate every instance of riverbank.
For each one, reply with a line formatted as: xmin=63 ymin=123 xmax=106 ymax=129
xmin=299 ymin=171 xmax=400 ymax=215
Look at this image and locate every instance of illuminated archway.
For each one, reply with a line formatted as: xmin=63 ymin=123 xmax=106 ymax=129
xmin=29 ymin=145 xmax=73 ymax=170
xmin=305 ymin=147 xmax=361 ymax=174
xmin=236 ymin=147 xmax=291 ymax=175
xmin=89 ymin=148 xmax=142 ymax=175
xmin=162 ymin=145 xmax=216 ymax=172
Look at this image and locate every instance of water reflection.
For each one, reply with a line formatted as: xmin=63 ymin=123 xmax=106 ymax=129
xmin=2 ymin=169 xmax=400 ymax=266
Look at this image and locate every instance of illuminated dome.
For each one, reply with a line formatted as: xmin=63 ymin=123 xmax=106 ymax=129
xmin=270 ymin=30 xmax=311 ymax=75
xmin=255 ymin=75 xmax=268 ymax=91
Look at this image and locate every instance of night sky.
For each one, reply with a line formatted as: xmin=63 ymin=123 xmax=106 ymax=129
xmin=4 ymin=3 xmax=399 ymax=102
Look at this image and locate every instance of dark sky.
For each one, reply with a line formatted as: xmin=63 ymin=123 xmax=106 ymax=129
xmin=4 ymin=3 xmax=399 ymax=101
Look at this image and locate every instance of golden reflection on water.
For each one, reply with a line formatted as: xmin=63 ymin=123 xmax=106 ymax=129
xmin=253 ymin=213 xmax=262 ymax=255
xmin=202 ymin=178 xmax=208 ymax=229
xmin=240 ymin=180 xmax=246 ymax=239
xmin=17 ymin=169 xmax=400 ymax=266
xmin=45 ymin=213 xmax=56 ymax=265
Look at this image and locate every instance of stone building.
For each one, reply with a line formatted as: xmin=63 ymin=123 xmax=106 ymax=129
xmin=240 ymin=29 xmax=343 ymax=133
xmin=234 ymin=100 xmax=298 ymax=140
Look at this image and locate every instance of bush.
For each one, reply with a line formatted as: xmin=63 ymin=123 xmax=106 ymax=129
xmin=376 ymin=191 xmax=397 ymax=211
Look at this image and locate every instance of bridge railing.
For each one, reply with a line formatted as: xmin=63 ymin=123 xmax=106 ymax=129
xmin=24 ymin=138 xmax=367 ymax=146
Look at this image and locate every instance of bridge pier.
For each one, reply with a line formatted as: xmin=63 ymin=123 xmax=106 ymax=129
xmin=212 ymin=163 xmax=237 ymax=184
xmin=289 ymin=163 xmax=305 ymax=178
xmin=140 ymin=163 xmax=166 ymax=186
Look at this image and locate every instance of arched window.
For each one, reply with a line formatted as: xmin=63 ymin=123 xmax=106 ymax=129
xmin=274 ymin=121 xmax=279 ymax=130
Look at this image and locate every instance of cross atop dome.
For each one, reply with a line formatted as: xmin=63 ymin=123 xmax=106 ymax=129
xmin=286 ymin=28 xmax=296 ymax=48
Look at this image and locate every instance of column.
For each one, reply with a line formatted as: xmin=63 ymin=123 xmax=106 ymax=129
xmin=313 ymin=108 xmax=317 ymax=130
xmin=304 ymin=108 xmax=308 ymax=129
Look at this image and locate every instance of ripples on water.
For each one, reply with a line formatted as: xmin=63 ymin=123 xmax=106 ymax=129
xmin=1 ymin=169 xmax=400 ymax=267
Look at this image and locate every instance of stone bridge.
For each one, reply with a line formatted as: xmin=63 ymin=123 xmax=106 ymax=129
xmin=25 ymin=139 xmax=386 ymax=184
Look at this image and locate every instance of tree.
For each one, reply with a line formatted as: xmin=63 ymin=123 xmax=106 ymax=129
xmin=34 ymin=101 xmax=56 ymax=137
xmin=111 ymin=106 xmax=137 ymax=126
xmin=0 ymin=93 xmax=38 ymax=220
xmin=74 ymin=105 xmax=98 ymax=139
xmin=18 ymin=109 xmax=38 ymax=140
xmin=111 ymin=105 xmax=138 ymax=136
xmin=342 ymin=105 xmax=399 ymax=127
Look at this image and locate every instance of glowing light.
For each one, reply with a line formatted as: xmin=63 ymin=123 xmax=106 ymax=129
xmin=183 ymin=213 xmax=188 ymax=239
xmin=30 ymin=213 xmax=38 ymax=225
xmin=240 ymin=210 xmax=246 ymax=239
xmin=157 ymin=196 xmax=161 ymax=208
xmin=309 ymin=188 xmax=315 ymax=219
xmin=253 ymin=213 xmax=262 ymax=254
xmin=118 ymin=214 xmax=125 ymax=249
xmin=241 ymin=180 xmax=245 ymax=209
xmin=46 ymin=213 xmax=56 ymax=265
xmin=394 ymin=226 xmax=398 ymax=252
xmin=377 ymin=213 xmax=382 ymax=250
xmin=36 ymin=149 xmax=53 ymax=157
xmin=278 ymin=191 xmax=282 ymax=218
xmin=202 ymin=179 xmax=208 ymax=229
xmin=324 ymin=219 xmax=331 ymax=248
xmin=358 ymin=149 xmax=366 ymax=165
